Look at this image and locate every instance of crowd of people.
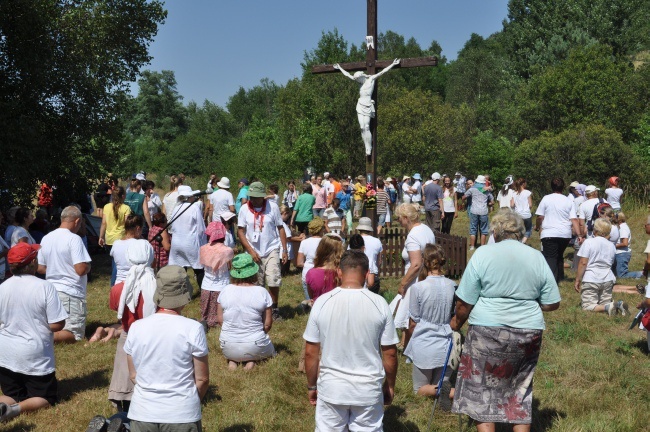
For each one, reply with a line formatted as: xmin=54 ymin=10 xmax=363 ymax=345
xmin=0 ymin=169 xmax=648 ymax=432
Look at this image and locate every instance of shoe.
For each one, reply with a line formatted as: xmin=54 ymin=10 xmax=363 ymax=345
xmin=607 ymin=302 xmax=617 ymax=316
xmin=637 ymin=284 xmax=646 ymax=295
xmin=272 ymin=308 xmax=283 ymax=322
xmin=616 ymin=300 xmax=630 ymax=317
xmin=106 ymin=417 xmax=125 ymax=432
xmin=469 ymin=246 xmax=475 ymax=251
xmin=86 ymin=415 xmax=108 ymax=432
xmin=0 ymin=403 xmax=8 ymax=423
xmin=299 ymin=300 xmax=311 ymax=314
xmin=438 ymin=380 xmax=453 ymax=412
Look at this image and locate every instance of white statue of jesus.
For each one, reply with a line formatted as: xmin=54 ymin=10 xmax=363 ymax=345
xmin=334 ymin=58 xmax=400 ymax=155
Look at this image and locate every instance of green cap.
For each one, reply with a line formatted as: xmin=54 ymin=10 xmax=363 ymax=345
xmin=230 ymin=253 xmax=260 ymax=279
xmin=247 ymin=181 xmax=266 ymax=198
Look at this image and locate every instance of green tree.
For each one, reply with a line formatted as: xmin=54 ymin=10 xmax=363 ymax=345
xmin=519 ymin=45 xmax=643 ymax=141
xmin=0 ymin=0 xmax=166 ymax=206
xmin=503 ymin=0 xmax=650 ymax=76
xmin=466 ymin=131 xmax=514 ymax=185
xmin=226 ymin=78 xmax=280 ymax=134
xmin=513 ymin=124 xmax=646 ymax=196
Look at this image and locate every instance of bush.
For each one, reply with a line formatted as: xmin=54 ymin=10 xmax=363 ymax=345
xmin=514 ymin=124 xmax=647 ymax=197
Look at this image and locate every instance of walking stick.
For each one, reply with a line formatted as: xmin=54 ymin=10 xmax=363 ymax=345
xmin=425 ymin=336 xmax=454 ymax=432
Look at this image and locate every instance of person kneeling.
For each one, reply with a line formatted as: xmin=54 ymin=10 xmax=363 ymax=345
xmin=0 ymin=243 xmax=67 ymax=423
xmin=575 ymin=218 xmax=629 ymax=316
xmin=217 ymin=253 xmax=276 ymax=371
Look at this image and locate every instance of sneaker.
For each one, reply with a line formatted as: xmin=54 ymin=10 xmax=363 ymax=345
xmin=616 ymin=300 xmax=630 ymax=317
xmin=299 ymin=300 xmax=312 ymax=314
xmin=272 ymin=308 xmax=283 ymax=322
xmin=106 ymin=417 xmax=126 ymax=432
xmin=637 ymin=284 xmax=646 ymax=295
xmin=438 ymin=380 xmax=453 ymax=412
xmin=607 ymin=302 xmax=617 ymax=316
xmin=0 ymin=403 xmax=8 ymax=423
xmin=86 ymin=415 xmax=108 ymax=432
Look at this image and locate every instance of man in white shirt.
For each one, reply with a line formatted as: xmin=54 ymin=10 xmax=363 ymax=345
xmin=238 ymin=182 xmax=288 ymax=321
xmin=411 ymin=173 xmax=423 ymax=210
xmin=304 ymin=250 xmax=398 ymax=431
xmin=37 ymin=206 xmax=91 ymax=343
xmin=0 ymin=243 xmax=67 ymax=422
xmin=578 ymin=185 xmax=606 ymax=237
xmin=208 ymin=177 xmax=235 ymax=222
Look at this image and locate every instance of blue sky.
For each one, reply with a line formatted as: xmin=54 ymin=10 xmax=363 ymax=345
xmin=143 ymin=0 xmax=510 ymax=107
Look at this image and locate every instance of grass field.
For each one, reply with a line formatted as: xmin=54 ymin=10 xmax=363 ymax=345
xmin=3 ymin=206 xmax=650 ymax=432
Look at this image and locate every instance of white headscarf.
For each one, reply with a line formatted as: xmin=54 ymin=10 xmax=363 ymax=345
xmin=117 ymin=240 xmax=157 ymax=320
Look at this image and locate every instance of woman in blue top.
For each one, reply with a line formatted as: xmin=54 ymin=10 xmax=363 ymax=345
xmin=403 ymin=244 xmax=456 ymax=402
xmin=450 ymin=210 xmax=561 ymax=432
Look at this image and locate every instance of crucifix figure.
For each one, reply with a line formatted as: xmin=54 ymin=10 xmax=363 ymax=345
xmin=311 ymin=0 xmax=437 ymax=232
xmin=333 ymin=58 xmax=400 ymax=156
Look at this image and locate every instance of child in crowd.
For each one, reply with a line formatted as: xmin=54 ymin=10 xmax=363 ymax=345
xmin=199 ymin=221 xmax=234 ymax=329
xmin=305 ymin=234 xmax=343 ymax=304
xmin=574 ymin=218 xmax=629 ymax=316
xmin=403 ymin=244 xmax=456 ymax=407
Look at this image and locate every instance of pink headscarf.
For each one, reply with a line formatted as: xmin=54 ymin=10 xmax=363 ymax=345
xmin=200 ymin=221 xmax=233 ymax=272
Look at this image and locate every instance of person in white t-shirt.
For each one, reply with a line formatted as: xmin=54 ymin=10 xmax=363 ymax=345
xmin=392 ymin=204 xmax=436 ymax=348
xmin=10 ymin=207 xmax=35 ymax=246
xmin=496 ymin=176 xmax=515 ymax=209
xmin=614 ymin=212 xmax=643 ymax=279
xmin=110 ymin=214 xmax=143 ymax=285
xmin=143 ymin=180 xmax=163 ymax=217
xmin=238 ymin=182 xmax=288 ymax=321
xmin=0 ymin=243 xmax=67 ymax=423
xmin=575 ymin=218 xmax=629 ymax=316
xmin=604 ymin=176 xmax=623 ymax=211
xmin=199 ymin=221 xmax=234 ymax=329
xmin=411 ymin=173 xmax=423 ymax=210
xmin=535 ymin=178 xmax=581 ymax=283
xmin=297 ymin=218 xmax=325 ymax=300
xmin=37 ymin=206 xmax=91 ymax=343
xmin=217 ymin=253 xmax=276 ymax=371
xmin=578 ymin=185 xmax=606 ymax=237
xmin=356 ymin=217 xmax=383 ymax=293
xmin=304 ymin=250 xmax=398 ymax=431
xmin=124 ymin=265 xmax=209 ymax=432
xmin=511 ymin=178 xmax=533 ymax=244
xmin=207 ymin=177 xmax=235 ymax=222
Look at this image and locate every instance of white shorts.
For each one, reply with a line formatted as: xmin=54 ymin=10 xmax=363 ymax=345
xmin=220 ymin=337 xmax=276 ymax=362
xmin=315 ymin=399 xmax=384 ymax=432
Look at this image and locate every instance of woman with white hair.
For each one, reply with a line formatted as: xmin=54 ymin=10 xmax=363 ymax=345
xmin=574 ymin=218 xmax=629 ymax=316
xmin=169 ymin=185 xmax=207 ymax=288
xmin=107 ymin=240 xmax=157 ymax=412
xmin=392 ymin=203 xmax=435 ymax=349
xmin=451 ymin=210 xmax=561 ymax=432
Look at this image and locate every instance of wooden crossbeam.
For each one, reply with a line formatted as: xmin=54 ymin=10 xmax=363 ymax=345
xmin=311 ymin=56 xmax=438 ymax=74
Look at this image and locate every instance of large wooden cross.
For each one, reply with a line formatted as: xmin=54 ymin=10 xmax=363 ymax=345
xmin=311 ymin=0 xmax=437 ymax=232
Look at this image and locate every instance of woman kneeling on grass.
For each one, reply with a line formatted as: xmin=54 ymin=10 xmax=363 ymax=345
xmin=450 ymin=210 xmax=561 ymax=432
xmin=575 ymin=218 xmax=629 ymax=316
xmin=217 ymin=253 xmax=276 ymax=371
xmin=403 ymin=244 xmax=457 ymax=408
xmin=199 ymin=221 xmax=234 ymax=329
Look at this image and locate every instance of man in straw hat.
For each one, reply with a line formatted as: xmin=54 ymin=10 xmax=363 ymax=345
xmin=237 ymin=181 xmax=289 ymax=321
xmin=124 ymin=265 xmax=209 ymax=432
xmin=0 ymin=243 xmax=68 ymax=422
xmin=304 ymin=250 xmax=398 ymax=431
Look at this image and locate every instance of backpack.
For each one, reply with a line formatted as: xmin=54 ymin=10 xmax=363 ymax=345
xmin=586 ymin=198 xmax=611 ymax=233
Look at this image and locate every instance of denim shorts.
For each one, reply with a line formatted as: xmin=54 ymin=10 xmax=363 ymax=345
xmin=378 ymin=213 xmax=386 ymax=226
xmin=469 ymin=213 xmax=489 ymax=235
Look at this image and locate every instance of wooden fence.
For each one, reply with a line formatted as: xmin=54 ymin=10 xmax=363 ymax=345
xmin=379 ymin=227 xmax=468 ymax=279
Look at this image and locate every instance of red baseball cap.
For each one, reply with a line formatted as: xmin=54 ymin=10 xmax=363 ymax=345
xmin=7 ymin=243 xmax=41 ymax=267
